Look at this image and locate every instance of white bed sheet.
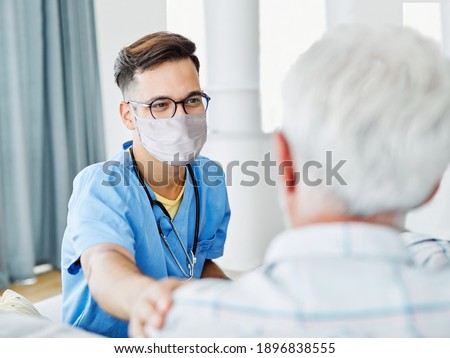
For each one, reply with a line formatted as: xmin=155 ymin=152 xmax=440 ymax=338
xmin=0 ymin=312 xmax=100 ymax=338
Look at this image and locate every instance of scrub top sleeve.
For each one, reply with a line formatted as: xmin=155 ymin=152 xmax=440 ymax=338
xmin=64 ymin=164 xmax=136 ymax=274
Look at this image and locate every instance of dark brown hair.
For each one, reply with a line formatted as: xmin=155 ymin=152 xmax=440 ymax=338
xmin=114 ymin=31 xmax=200 ymax=96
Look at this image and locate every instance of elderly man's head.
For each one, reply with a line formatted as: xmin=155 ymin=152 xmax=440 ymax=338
xmin=278 ymin=24 xmax=450 ymax=226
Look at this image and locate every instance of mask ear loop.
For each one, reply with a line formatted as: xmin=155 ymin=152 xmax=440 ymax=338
xmin=128 ymin=104 xmax=145 ymax=145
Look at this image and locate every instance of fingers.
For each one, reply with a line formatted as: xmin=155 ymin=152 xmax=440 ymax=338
xmin=128 ymin=280 xmax=182 ymax=337
xmin=129 ymin=293 xmax=157 ymax=338
xmin=146 ymin=281 xmax=174 ymax=330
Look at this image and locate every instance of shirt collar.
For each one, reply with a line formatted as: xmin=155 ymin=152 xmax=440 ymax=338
xmin=265 ymin=222 xmax=413 ymax=265
xmin=122 ymin=140 xmax=133 ymax=150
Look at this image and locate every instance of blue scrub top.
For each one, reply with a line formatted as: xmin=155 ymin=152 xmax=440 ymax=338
xmin=61 ymin=142 xmax=231 ymax=337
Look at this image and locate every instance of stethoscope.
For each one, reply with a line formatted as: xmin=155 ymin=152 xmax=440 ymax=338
xmin=129 ymin=147 xmax=200 ymax=279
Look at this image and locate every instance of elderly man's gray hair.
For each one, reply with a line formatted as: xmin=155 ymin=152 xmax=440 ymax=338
xmin=282 ymin=24 xmax=450 ymax=216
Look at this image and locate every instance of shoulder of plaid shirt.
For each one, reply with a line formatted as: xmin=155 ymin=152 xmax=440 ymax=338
xmin=149 ymin=222 xmax=450 ymax=338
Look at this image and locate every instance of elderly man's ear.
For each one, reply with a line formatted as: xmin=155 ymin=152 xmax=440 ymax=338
xmin=276 ymin=131 xmax=303 ymax=227
xmin=275 ymin=132 xmax=297 ymax=193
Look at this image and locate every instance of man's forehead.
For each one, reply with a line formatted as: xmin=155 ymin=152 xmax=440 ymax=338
xmin=129 ymin=59 xmax=201 ymax=101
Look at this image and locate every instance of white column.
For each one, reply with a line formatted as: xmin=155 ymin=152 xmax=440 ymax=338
xmin=202 ymin=0 xmax=284 ymax=272
xmin=203 ymin=0 xmax=261 ymax=134
xmin=326 ymin=0 xmax=403 ymax=29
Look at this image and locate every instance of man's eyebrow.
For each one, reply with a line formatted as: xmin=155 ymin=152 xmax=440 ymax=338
xmin=142 ymin=90 xmax=203 ymax=104
xmin=141 ymin=95 xmax=165 ymax=104
xmin=185 ymin=90 xmax=203 ymax=97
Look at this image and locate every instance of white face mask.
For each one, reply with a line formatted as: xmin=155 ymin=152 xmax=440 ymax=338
xmin=134 ymin=112 xmax=207 ymax=166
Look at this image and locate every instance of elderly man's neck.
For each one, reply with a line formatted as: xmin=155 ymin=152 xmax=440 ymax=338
xmin=294 ymin=211 xmax=403 ymax=230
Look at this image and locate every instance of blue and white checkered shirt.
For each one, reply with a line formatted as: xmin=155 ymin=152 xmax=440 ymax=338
xmin=151 ymin=222 xmax=450 ymax=337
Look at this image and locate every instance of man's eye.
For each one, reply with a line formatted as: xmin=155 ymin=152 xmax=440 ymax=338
xmin=185 ymin=96 xmax=202 ymax=106
xmin=151 ymin=100 xmax=171 ymax=111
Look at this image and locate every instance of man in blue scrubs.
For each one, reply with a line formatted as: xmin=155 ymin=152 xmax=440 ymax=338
xmin=61 ymin=32 xmax=231 ymax=338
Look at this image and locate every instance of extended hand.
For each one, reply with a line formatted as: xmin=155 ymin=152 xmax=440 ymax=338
xmin=128 ymin=278 xmax=186 ymax=338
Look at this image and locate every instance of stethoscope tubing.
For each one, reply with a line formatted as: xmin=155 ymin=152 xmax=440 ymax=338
xmin=129 ymin=147 xmax=200 ymax=260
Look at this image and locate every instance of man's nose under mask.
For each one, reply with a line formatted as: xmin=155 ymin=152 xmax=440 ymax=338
xmin=134 ymin=112 xmax=207 ymax=166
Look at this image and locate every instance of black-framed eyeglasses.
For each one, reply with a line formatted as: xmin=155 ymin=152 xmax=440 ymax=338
xmin=128 ymin=92 xmax=211 ymax=119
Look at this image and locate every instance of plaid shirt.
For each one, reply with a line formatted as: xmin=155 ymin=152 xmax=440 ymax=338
xmin=152 ymin=222 xmax=450 ymax=337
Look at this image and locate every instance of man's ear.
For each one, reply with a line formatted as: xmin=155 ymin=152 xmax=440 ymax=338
xmin=120 ymin=101 xmax=136 ymax=130
xmin=275 ymin=131 xmax=297 ymax=193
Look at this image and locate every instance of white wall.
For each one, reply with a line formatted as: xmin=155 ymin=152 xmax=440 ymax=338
xmin=403 ymin=2 xmax=442 ymax=43
xmin=406 ymin=166 xmax=450 ymax=239
xmin=442 ymin=3 xmax=450 ymax=57
xmin=403 ymin=2 xmax=450 ymax=238
xmin=167 ymin=0 xmax=208 ymax=85
xmin=94 ymin=0 xmax=167 ymax=158
xmin=260 ymin=0 xmax=326 ymax=133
